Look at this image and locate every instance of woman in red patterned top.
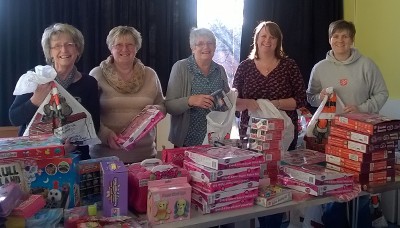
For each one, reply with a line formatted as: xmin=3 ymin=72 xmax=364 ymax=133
xmin=233 ymin=21 xmax=307 ymax=151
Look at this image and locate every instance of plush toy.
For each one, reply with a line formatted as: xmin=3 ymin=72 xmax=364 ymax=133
xmin=174 ymin=199 xmax=189 ymax=218
xmin=154 ymin=200 xmax=170 ymax=221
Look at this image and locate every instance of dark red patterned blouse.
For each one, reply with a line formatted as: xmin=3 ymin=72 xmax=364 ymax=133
xmin=232 ymin=58 xmax=307 ymax=137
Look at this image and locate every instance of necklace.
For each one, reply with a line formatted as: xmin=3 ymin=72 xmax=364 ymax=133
xmin=257 ymin=59 xmax=278 ymax=75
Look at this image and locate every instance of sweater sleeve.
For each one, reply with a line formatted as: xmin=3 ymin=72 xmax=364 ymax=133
xmin=165 ymin=61 xmax=191 ymax=115
xmin=9 ymin=93 xmax=39 ymax=130
xmin=358 ymin=59 xmax=389 ymax=113
xmin=306 ymin=64 xmax=323 ymax=107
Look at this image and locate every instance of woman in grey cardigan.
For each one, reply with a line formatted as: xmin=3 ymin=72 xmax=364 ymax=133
xmin=165 ymin=28 xmax=229 ymax=147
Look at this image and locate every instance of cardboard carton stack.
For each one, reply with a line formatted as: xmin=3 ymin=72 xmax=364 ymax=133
xmin=184 ymin=146 xmax=264 ymax=214
xmin=247 ymin=117 xmax=284 ymax=182
xmin=325 ymin=113 xmax=400 ymax=190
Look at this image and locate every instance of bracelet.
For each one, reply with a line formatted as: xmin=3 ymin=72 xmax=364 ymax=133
xmin=277 ymin=99 xmax=281 ymax=109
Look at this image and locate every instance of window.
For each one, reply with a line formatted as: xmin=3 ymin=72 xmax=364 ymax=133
xmin=197 ymin=0 xmax=244 ymax=87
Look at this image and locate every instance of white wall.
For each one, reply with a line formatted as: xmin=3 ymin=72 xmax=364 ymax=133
xmin=380 ymin=99 xmax=400 ymax=119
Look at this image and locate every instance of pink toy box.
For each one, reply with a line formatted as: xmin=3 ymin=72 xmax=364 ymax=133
xmin=190 ymin=177 xmax=259 ymax=193
xmin=250 ymin=117 xmax=284 ymax=131
xmin=147 ymin=177 xmax=191 ymax=225
xmin=116 ymin=108 xmax=165 ymax=150
xmin=325 ymin=144 xmax=395 ymax=163
xmin=192 ymin=186 xmax=258 ymax=204
xmin=183 ymin=160 xmax=260 ymax=182
xmin=191 ymin=197 xmax=254 ymax=214
xmin=334 ymin=113 xmax=400 ymax=135
xmin=249 ymin=129 xmax=283 ymax=141
xmin=10 ymin=194 xmax=46 ymax=218
xmin=128 ymin=158 xmax=190 ymax=213
xmin=281 ymin=149 xmax=326 ymax=166
xmin=0 ymin=134 xmax=64 ymax=159
xmin=162 ymin=145 xmax=210 ymax=168
xmin=0 ymin=183 xmax=25 ymax=217
xmin=184 ymin=146 xmax=264 ymax=170
xmin=100 ymin=160 xmax=128 ymax=217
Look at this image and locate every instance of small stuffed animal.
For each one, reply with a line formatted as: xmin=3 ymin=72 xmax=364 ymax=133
xmin=174 ymin=199 xmax=189 ymax=218
xmin=154 ymin=200 xmax=170 ymax=221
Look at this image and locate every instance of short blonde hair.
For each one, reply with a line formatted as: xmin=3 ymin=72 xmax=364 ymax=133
xmin=106 ymin=26 xmax=142 ymax=51
xmin=41 ymin=23 xmax=84 ymax=65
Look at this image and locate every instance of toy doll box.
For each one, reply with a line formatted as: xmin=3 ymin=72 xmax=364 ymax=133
xmin=191 ymin=197 xmax=254 ymax=214
xmin=249 ymin=129 xmax=283 ymax=141
xmin=28 ymin=154 xmax=80 ymax=209
xmin=248 ymin=138 xmax=282 ymax=151
xmin=184 ymin=146 xmax=264 ymax=170
xmin=0 ymin=134 xmax=65 ymax=159
xmin=281 ymin=149 xmax=326 ymax=166
xmin=256 ymin=190 xmax=292 ymax=208
xmin=162 ymin=145 xmax=210 ymax=168
xmin=334 ymin=113 xmax=400 ymax=135
xmin=100 ymin=160 xmax=128 ymax=217
xmin=117 ymin=108 xmax=165 ymax=150
xmin=279 ymin=164 xmax=354 ymax=185
xmin=190 ymin=177 xmax=259 ymax=193
xmin=127 ymin=159 xmax=190 ymax=214
xmin=326 ymin=154 xmax=395 ymax=173
xmin=325 ymin=144 xmax=395 ymax=163
xmin=192 ymin=185 xmax=258 ymax=204
xmin=250 ymin=117 xmax=284 ymax=131
xmin=183 ymin=160 xmax=260 ymax=183
xmin=147 ymin=177 xmax=191 ymax=225
xmin=330 ymin=126 xmax=400 ymax=145
xmin=327 ymin=135 xmax=398 ymax=153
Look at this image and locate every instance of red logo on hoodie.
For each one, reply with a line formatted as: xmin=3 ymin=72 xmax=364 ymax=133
xmin=339 ymin=79 xmax=348 ymax=86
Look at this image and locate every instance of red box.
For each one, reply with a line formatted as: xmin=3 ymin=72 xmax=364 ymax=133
xmin=249 ymin=129 xmax=283 ymax=141
xmin=10 ymin=195 xmax=46 ymax=218
xmin=327 ymin=136 xmax=397 ymax=153
xmin=248 ymin=138 xmax=281 ymax=151
xmin=330 ymin=126 xmax=400 ymax=145
xmin=161 ymin=145 xmax=210 ymax=168
xmin=0 ymin=134 xmax=65 ymax=159
xmin=325 ymin=144 xmax=395 ymax=163
xmin=250 ymin=117 xmax=284 ymax=131
xmin=334 ymin=113 xmax=400 ymax=135
xmin=326 ymin=154 xmax=394 ymax=173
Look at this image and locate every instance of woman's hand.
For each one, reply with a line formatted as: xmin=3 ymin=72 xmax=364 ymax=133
xmin=343 ymin=105 xmax=359 ymax=113
xmin=64 ymin=139 xmax=77 ymax=154
xmin=245 ymin=99 xmax=259 ymax=112
xmin=107 ymin=131 xmax=121 ymax=149
xmin=188 ymin=94 xmax=214 ymax=109
xmin=30 ymin=82 xmax=52 ymax=106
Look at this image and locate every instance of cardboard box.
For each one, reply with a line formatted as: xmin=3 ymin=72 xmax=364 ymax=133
xmin=281 ymin=149 xmax=326 ymax=166
xmin=10 ymin=195 xmax=46 ymax=218
xmin=325 ymin=144 xmax=395 ymax=163
xmin=327 ymin=135 xmax=397 ymax=153
xmin=100 ymin=160 xmax=128 ymax=217
xmin=192 ymin=186 xmax=258 ymax=204
xmin=190 ymin=177 xmax=259 ymax=193
xmin=330 ymin=126 xmax=400 ymax=145
xmin=0 ymin=134 xmax=64 ymax=159
xmin=191 ymin=197 xmax=254 ymax=214
xmin=255 ymin=190 xmax=292 ymax=208
xmin=249 ymin=129 xmax=283 ymax=141
xmin=326 ymin=154 xmax=394 ymax=173
xmin=250 ymin=117 xmax=284 ymax=131
xmin=334 ymin=113 xmax=400 ymax=135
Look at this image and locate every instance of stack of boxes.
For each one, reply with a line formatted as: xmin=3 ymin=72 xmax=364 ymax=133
xmin=183 ymin=146 xmax=264 ymax=214
xmin=325 ymin=113 xmax=400 ymax=190
xmin=248 ymin=117 xmax=284 ymax=182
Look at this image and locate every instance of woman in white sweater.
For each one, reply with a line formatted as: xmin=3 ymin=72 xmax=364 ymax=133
xmin=90 ymin=26 xmax=165 ymax=163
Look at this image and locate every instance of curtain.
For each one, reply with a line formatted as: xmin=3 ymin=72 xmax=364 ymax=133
xmin=240 ymin=0 xmax=343 ymax=85
xmin=0 ymin=0 xmax=196 ymax=126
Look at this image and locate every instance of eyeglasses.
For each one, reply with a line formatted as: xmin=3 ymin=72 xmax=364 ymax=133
xmin=112 ymin=43 xmax=136 ymax=51
xmin=195 ymin=41 xmax=214 ymax=48
xmin=50 ymin=43 xmax=76 ymax=50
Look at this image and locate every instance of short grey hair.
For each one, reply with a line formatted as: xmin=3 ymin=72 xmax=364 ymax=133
xmin=106 ymin=26 xmax=142 ymax=51
xmin=189 ymin=28 xmax=216 ymax=49
xmin=41 ymin=23 xmax=84 ymax=65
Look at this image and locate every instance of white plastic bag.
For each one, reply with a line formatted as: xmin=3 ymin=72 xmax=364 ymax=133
xmin=249 ymin=99 xmax=294 ymax=152
xmin=203 ymin=90 xmax=238 ymax=145
xmin=23 ymin=81 xmax=100 ymax=146
xmin=13 ymin=65 xmax=57 ymax=95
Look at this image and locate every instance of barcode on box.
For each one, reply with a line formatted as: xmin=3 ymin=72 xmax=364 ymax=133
xmin=212 ymin=161 xmax=217 ymax=169
xmin=349 ymin=154 xmax=358 ymax=161
xmin=309 ymin=177 xmax=314 ymax=184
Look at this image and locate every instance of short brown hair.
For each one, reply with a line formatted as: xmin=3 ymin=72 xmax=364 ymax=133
xmin=328 ymin=20 xmax=356 ymax=40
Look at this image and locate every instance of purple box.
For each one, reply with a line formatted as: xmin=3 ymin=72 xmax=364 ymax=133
xmin=100 ymin=160 xmax=128 ymax=217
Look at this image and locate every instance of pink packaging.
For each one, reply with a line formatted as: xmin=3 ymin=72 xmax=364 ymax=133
xmin=255 ymin=190 xmax=292 ymax=208
xmin=190 ymin=177 xmax=259 ymax=193
xmin=0 ymin=183 xmax=25 ymax=217
xmin=192 ymin=186 xmax=258 ymax=204
xmin=250 ymin=117 xmax=284 ymax=131
xmin=281 ymin=149 xmax=326 ymax=166
xmin=184 ymin=146 xmax=264 ymax=170
xmin=280 ymin=164 xmax=354 ymax=185
xmin=327 ymin=136 xmax=397 ymax=153
xmin=117 ymin=108 xmax=165 ymax=150
xmin=334 ymin=113 xmax=400 ymax=135
xmin=277 ymin=175 xmax=353 ymax=196
xmin=249 ymin=129 xmax=283 ymax=141
xmin=183 ymin=160 xmax=260 ymax=182
xmin=162 ymin=145 xmax=210 ymax=168
xmin=128 ymin=159 xmax=190 ymax=213
xmin=330 ymin=126 xmax=400 ymax=145
xmin=10 ymin=194 xmax=46 ymax=218
xmin=248 ymin=138 xmax=282 ymax=151
xmin=147 ymin=177 xmax=191 ymax=225
xmin=191 ymin=197 xmax=254 ymax=214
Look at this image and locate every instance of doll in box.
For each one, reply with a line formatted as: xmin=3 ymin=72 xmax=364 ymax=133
xmin=174 ymin=199 xmax=189 ymax=218
xmin=154 ymin=200 xmax=170 ymax=221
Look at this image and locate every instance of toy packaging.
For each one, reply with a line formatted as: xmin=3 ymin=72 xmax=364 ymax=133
xmin=210 ymin=89 xmax=232 ymax=112
xmin=280 ymin=164 xmax=354 ymax=185
xmin=100 ymin=160 xmax=128 ymax=217
xmin=78 ymin=156 xmax=119 ymax=206
xmin=256 ymin=190 xmax=292 ymax=208
xmin=326 ymin=154 xmax=394 ymax=173
xmin=116 ymin=108 xmax=165 ymax=150
xmin=329 ymin=125 xmax=400 ymax=145
xmin=249 ymin=128 xmax=283 ymax=141
xmin=0 ymin=134 xmax=64 ymax=159
xmin=190 ymin=177 xmax=259 ymax=193
xmin=281 ymin=149 xmax=326 ymax=166
xmin=191 ymin=197 xmax=254 ymax=214
xmin=128 ymin=158 xmax=190 ymax=213
xmin=250 ymin=117 xmax=284 ymax=131
xmin=147 ymin=177 xmax=191 ymax=225
xmin=192 ymin=186 xmax=258 ymax=204
xmin=0 ymin=183 xmax=25 ymax=217
xmin=184 ymin=146 xmax=265 ymax=170
xmin=0 ymin=161 xmax=27 ymax=192
xmin=10 ymin=194 xmax=46 ymax=219
xmin=162 ymin=145 xmax=210 ymax=168
xmin=327 ymin=135 xmax=397 ymax=153
xmin=183 ymin=160 xmax=260 ymax=182
xmin=325 ymin=144 xmax=395 ymax=163
xmin=334 ymin=113 xmax=400 ymax=135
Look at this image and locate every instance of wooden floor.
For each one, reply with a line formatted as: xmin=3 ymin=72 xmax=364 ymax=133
xmin=0 ymin=126 xmax=19 ymax=138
